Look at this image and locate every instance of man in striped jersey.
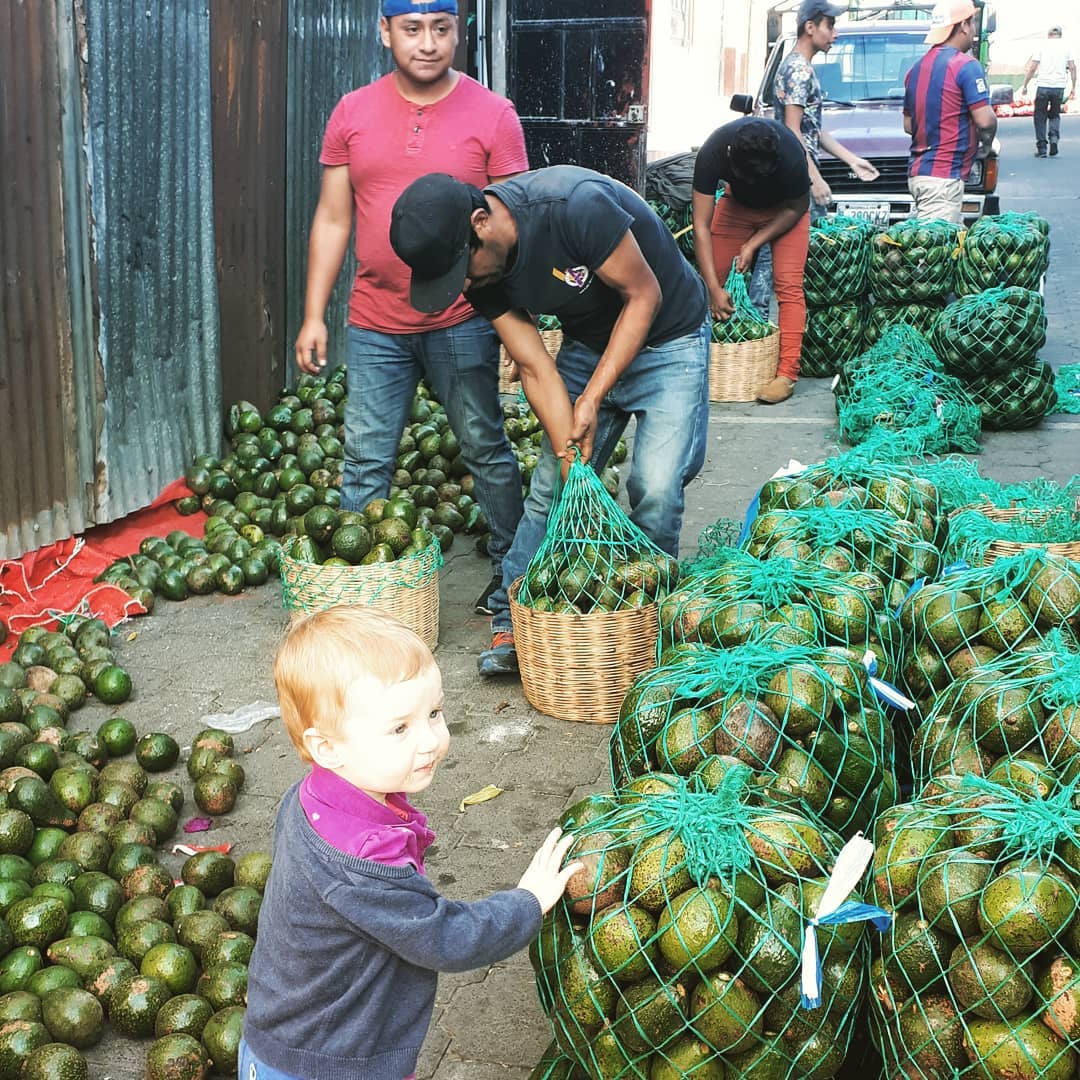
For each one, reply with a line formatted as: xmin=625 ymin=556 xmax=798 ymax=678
xmin=903 ymin=0 xmax=997 ymax=223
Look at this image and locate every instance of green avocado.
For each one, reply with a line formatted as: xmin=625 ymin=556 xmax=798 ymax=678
xmin=963 ymin=1017 xmax=1076 ymax=1080
xmin=690 ymin=971 xmax=761 ymax=1054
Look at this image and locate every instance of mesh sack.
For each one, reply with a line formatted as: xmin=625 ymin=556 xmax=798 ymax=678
xmin=864 ymin=303 xmax=944 ymax=348
xmin=835 ymin=325 xmax=982 ymax=455
xmin=531 ymin=1042 xmax=586 ymax=1079
xmin=610 ymin=641 xmax=897 ymax=837
xmin=518 ymin=457 xmax=679 ymax=613
xmin=956 ymin=212 xmax=1051 ymax=296
xmin=868 ymin=775 xmax=1080 ymax=1080
xmin=800 ymin=301 xmax=867 ymax=378
xmin=945 ymin=507 xmax=1080 ymax=567
xmin=658 ymin=548 xmax=901 ymax=673
xmin=804 ymin=216 xmax=874 ymax=306
xmin=532 ymin=767 xmax=888 ymax=1079
xmin=931 ymin=287 xmax=1047 ymax=381
xmin=912 ymin=458 xmax=1080 ymax=519
xmin=910 ymin=630 xmax=1080 ymax=793
xmin=712 ymin=262 xmax=777 ymax=344
xmin=745 ymin=502 xmax=942 ymax=613
xmin=1054 ymin=364 xmax=1080 ymax=416
xmin=967 ymin=358 xmax=1058 ymax=431
xmin=897 ymin=550 xmax=1080 ymax=716
xmin=869 ymin=220 xmax=961 ymax=304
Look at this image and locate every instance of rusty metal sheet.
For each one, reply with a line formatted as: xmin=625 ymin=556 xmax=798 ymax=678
xmin=84 ymin=0 xmax=223 ymax=523
xmin=286 ymin=0 xmax=391 ymax=374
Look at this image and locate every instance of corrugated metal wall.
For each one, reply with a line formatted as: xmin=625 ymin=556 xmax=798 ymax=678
xmin=286 ymin=1 xmax=391 ymax=373
xmin=0 ymin=0 xmax=95 ymax=558
xmin=85 ymin=0 xmax=222 ymax=522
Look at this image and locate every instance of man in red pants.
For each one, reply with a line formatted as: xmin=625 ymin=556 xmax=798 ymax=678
xmin=691 ymin=117 xmax=811 ymax=404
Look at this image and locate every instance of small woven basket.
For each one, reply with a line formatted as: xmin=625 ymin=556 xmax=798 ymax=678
xmin=499 ymin=328 xmax=564 ymax=393
xmin=708 ymin=331 xmax=780 ymax=402
xmin=279 ymin=538 xmax=441 ymax=649
xmin=509 ymin=578 xmax=659 ymax=724
xmin=950 ymin=503 xmax=1080 ymax=566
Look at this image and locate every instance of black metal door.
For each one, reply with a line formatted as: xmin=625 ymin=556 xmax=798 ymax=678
xmin=508 ymin=0 xmax=650 ymax=191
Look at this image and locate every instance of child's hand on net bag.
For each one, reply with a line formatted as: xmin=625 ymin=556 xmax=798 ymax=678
xmin=517 ymin=828 xmax=583 ymax=915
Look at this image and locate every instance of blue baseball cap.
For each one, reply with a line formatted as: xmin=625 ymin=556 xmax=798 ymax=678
xmin=797 ymin=0 xmax=846 ymax=23
xmin=383 ymin=0 xmax=458 ymax=15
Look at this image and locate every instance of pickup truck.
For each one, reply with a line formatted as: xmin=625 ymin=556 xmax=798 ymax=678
xmin=734 ymin=0 xmax=1000 ymax=227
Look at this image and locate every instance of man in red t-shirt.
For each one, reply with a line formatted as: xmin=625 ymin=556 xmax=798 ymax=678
xmin=295 ymin=0 xmax=528 ymax=616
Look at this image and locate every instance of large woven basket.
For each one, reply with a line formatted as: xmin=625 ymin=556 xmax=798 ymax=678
xmin=509 ymin=578 xmax=659 ymax=724
xmin=950 ymin=503 xmax=1080 ymax=566
xmin=499 ymin=328 xmax=564 ymax=393
xmin=708 ymin=331 xmax=780 ymax=402
xmin=279 ymin=538 xmax=441 ymax=649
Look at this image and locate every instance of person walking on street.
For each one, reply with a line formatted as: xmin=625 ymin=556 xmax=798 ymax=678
xmin=389 ymin=167 xmax=711 ymax=676
xmin=692 ymin=117 xmax=812 ymax=405
xmin=903 ymin=0 xmax=996 ymax=223
xmin=749 ymin=0 xmax=879 ymax=317
xmin=294 ymin=0 xmax=528 ymax=618
xmin=1021 ymin=25 xmax=1076 ymax=157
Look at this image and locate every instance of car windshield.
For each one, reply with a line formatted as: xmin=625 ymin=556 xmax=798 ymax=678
xmin=813 ymin=32 xmax=925 ymax=103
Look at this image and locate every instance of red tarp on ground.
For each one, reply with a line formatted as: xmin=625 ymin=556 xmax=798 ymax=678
xmin=0 ymin=479 xmax=204 ymax=659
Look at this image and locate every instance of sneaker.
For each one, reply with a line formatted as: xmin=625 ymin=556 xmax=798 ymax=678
xmin=1035 ymin=149 xmax=1048 ymax=158
xmin=478 ymin=632 xmax=518 ymax=677
xmin=474 ymin=573 xmax=502 ymax=616
xmin=756 ymin=376 xmax=796 ymax=404
xmin=1050 ymin=143 xmax=1059 ymax=157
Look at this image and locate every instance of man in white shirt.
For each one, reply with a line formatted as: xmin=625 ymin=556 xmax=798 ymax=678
xmin=1021 ymin=25 xmax=1077 ymax=157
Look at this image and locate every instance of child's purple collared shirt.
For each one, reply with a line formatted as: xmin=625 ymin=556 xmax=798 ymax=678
xmin=298 ymin=765 xmax=435 ymax=871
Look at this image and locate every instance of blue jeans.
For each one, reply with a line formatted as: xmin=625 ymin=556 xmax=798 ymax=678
xmin=345 ymin=319 xmax=524 ymax=574
xmin=238 ymin=1038 xmax=300 ymax=1080
xmin=489 ymin=319 xmax=711 ymax=633
xmin=749 ymin=200 xmax=826 ymax=317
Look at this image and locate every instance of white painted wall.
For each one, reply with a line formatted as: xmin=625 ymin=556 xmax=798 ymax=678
xmin=646 ymin=0 xmax=774 ymax=161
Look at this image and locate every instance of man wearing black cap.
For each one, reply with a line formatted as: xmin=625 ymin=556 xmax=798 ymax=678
xmin=294 ymin=0 xmax=528 ymax=618
xmin=390 ymin=167 xmax=710 ymax=676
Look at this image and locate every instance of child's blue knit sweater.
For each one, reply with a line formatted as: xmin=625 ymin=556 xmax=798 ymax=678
xmin=243 ymin=783 xmax=543 ymax=1079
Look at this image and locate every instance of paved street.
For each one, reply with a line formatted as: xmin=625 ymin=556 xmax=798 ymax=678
xmin=79 ymin=115 xmax=1079 ymax=1079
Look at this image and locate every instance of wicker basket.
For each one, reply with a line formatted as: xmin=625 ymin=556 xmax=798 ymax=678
xmin=708 ymin=331 xmax=780 ymax=402
xmin=279 ymin=538 xmax=441 ymax=649
xmin=950 ymin=503 xmax=1080 ymax=565
xmin=499 ymin=328 xmax=564 ymax=394
xmin=509 ymin=578 xmax=659 ymax=724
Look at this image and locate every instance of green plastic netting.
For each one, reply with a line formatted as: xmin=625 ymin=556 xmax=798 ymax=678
xmin=869 ymin=220 xmax=961 ymax=304
xmin=945 ymin=507 xmax=1080 ymax=568
xmin=712 ymin=263 xmax=776 ymax=344
xmin=956 ymin=212 xmax=1051 ymax=296
xmin=910 ymin=630 xmax=1080 ymax=792
xmin=967 ymin=359 xmax=1059 ymax=431
xmin=897 ymin=550 xmax=1080 ymax=716
xmin=835 ymin=325 xmax=982 ymax=455
xmin=532 ymin=768 xmax=877 ymax=1079
xmin=911 ymin=457 xmax=1080 ymax=519
xmin=931 ymin=286 xmax=1047 ymax=381
xmin=1054 ymin=364 xmax=1080 ymax=415
xmin=868 ymin=775 xmax=1080 ymax=1080
xmin=610 ymin=641 xmax=896 ymax=837
xmin=800 ymin=301 xmax=866 ymax=378
xmin=517 ymin=457 xmax=679 ymax=613
xmin=864 ymin=303 xmax=944 ymax=348
xmin=804 ymin=216 xmax=874 ymax=306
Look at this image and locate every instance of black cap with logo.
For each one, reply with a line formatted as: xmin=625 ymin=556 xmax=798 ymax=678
xmin=389 ymin=173 xmax=483 ymax=313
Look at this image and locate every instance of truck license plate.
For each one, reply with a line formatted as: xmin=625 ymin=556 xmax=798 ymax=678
xmin=837 ymin=201 xmax=892 ymax=226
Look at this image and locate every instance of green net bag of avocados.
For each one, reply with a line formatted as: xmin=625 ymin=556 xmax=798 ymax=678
xmin=610 ymin=640 xmax=897 ymax=838
xmin=532 ymin=767 xmax=890 ymax=1079
xmin=834 ymin=325 xmax=982 ymax=455
xmin=867 ymin=774 xmax=1080 ymax=1080
xmin=804 ymin=216 xmax=874 ymax=307
xmin=910 ymin=631 xmax=1080 ymax=795
xmin=967 ymin=358 xmax=1059 ymax=431
xmin=800 ymin=301 xmax=867 ymax=379
xmin=869 ymin=220 xmax=961 ymax=304
xmin=530 ymin=1041 xmax=587 ymax=1079
xmin=897 ymin=551 xmax=1080 ymax=718
xmin=1055 ymin=364 xmax=1080 ymax=416
xmin=517 ymin=457 xmax=679 ymax=614
xmin=931 ymin=286 xmax=1047 ymax=381
xmin=956 ymin=212 xmax=1051 ymax=296
xmin=711 ymin=262 xmax=776 ymax=345
xmin=863 ymin=303 xmax=944 ymax=348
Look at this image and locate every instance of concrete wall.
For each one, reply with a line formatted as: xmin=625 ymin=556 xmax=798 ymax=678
xmin=646 ymin=0 xmax=772 ymax=161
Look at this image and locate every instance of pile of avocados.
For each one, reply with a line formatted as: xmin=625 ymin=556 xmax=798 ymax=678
xmin=0 ymin=617 xmax=265 ymax=1078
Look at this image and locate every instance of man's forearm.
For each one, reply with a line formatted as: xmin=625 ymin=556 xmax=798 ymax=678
xmin=580 ymin=293 xmax=659 ymax=408
xmin=304 ymin=218 xmax=352 ymax=319
xmin=818 ymin=129 xmax=855 ymax=165
xmin=752 ymin=205 xmax=806 ymax=249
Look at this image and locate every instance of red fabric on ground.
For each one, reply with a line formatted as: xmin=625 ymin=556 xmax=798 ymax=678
xmin=0 ymin=478 xmax=204 ymax=659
